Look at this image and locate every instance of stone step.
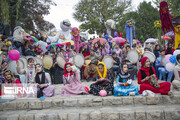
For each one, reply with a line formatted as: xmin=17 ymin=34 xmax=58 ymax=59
xmin=0 ymin=104 xmax=180 ymax=120
xmin=0 ymin=94 xmax=180 ymax=111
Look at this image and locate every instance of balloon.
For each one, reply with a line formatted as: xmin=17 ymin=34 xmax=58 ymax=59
xmin=169 ymin=55 xmax=177 ymax=63
xmin=162 ymin=57 xmax=168 ymax=66
xmin=8 ymin=49 xmax=20 ymax=61
xmin=99 ymin=90 xmax=107 ymax=97
xmin=173 ymin=50 xmax=180 ymax=56
xmin=165 ymin=54 xmax=172 ymax=62
xmin=85 ymin=86 xmax=89 ymax=92
xmin=165 ymin=63 xmax=175 ymax=71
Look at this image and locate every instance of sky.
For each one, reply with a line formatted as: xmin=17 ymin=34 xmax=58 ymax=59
xmin=44 ymin=0 xmax=154 ymax=30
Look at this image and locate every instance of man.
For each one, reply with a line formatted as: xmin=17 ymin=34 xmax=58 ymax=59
xmin=84 ymin=49 xmax=101 ymax=81
xmin=155 ymin=49 xmax=173 ymax=82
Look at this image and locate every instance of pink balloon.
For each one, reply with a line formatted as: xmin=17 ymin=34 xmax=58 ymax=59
xmin=165 ymin=54 xmax=172 ymax=62
xmin=99 ymin=90 xmax=107 ymax=97
xmin=165 ymin=63 xmax=175 ymax=71
xmin=8 ymin=49 xmax=20 ymax=61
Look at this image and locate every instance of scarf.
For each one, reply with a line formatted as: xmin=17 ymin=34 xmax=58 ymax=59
xmin=167 ymin=47 xmax=173 ymax=54
xmin=63 ymin=62 xmax=74 ymax=77
xmin=35 ymin=71 xmax=45 ymax=84
xmin=118 ymin=69 xmax=130 ymax=80
xmin=140 ymin=57 xmax=150 ymax=72
xmin=83 ymin=48 xmax=90 ymax=54
xmin=97 ymin=62 xmax=107 ymax=78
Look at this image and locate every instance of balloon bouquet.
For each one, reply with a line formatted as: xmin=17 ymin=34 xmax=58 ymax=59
xmin=164 ymin=50 xmax=180 ymax=71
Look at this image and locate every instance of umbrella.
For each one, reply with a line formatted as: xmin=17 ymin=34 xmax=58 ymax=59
xmin=62 ymin=40 xmax=74 ymax=45
xmin=92 ymin=38 xmax=107 ymax=44
xmin=46 ymin=43 xmax=62 ymax=50
xmin=165 ymin=31 xmax=175 ymax=38
xmin=136 ymin=40 xmax=140 ymax=44
xmin=35 ymin=41 xmax=47 ymax=52
xmin=29 ymin=36 xmax=39 ymax=43
xmin=145 ymin=38 xmax=158 ymax=43
xmin=161 ymin=36 xmax=171 ymax=41
xmin=79 ymin=42 xmax=89 ymax=48
xmin=110 ymin=37 xmax=126 ymax=44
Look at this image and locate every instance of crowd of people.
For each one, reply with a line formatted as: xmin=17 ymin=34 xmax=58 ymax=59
xmin=0 ymin=24 xmax=179 ymax=100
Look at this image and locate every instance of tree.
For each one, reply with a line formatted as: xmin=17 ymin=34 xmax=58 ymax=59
xmin=73 ymin=0 xmax=132 ymax=34
xmin=0 ymin=0 xmax=56 ymax=32
xmin=153 ymin=0 xmax=180 ymax=17
xmin=117 ymin=1 xmax=160 ymax=41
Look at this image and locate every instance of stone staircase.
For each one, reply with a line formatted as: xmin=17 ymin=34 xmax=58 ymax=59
xmin=0 ymin=81 xmax=180 ymax=120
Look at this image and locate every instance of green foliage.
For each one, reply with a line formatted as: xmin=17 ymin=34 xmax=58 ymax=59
xmin=73 ymin=0 xmax=132 ymax=34
xmin=117 ymin=1 xmax=160 ymax=42
xmin=0 ymin=0 xmax=56 ymax=32
xmin=0 ymin=0 xmax=10 ymax=24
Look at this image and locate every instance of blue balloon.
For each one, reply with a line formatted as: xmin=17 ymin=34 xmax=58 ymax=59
xmin=169 ymin=55 xmax=177 ymax=64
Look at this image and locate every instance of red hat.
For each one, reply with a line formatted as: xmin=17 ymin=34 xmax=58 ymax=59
xmin=141 ymin=57 xmax=148 ymax=66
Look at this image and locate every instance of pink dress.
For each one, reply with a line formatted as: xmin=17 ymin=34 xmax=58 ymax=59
xmin=61 ymin=69 xmax=88 ymax=96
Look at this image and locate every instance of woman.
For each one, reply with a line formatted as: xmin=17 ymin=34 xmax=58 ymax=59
xmin=153 ymin=44 xmax=160 ymax=58
xmin=165 ymin=42 xmax=175 ymax=55
xmin=61 ymin=62 xmax=88 ymax=96
xmin=82 ymin=44 xmax=90 ymax=57
xmin=89 ymin=62 xmax=114 ymax=96
xmin=102 ymin=43 xmax=111 ymax=56
xmin=113 ymin=44 xmax=122 ymax=61
xmin=34 ymin=63 xmax=55 ymax=98
xmin=138 ymin=57 xmax=172 ymax=95
xmin=114 ymin=64 xmax=139 ymax=96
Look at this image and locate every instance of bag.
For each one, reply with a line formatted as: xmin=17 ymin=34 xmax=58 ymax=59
xmin=148 ymin=76 xmax=160 ymax=89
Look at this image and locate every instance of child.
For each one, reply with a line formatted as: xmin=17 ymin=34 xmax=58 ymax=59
xmin=114 ymin=64 xmax=139 ymax=96
xmin=16 ymin=58 xmax=36 ymax=84
xmin=61 ymin=62 xmax=88 ymax=96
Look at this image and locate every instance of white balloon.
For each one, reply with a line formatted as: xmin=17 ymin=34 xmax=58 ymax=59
xmin=173 ymin=50 xmax=180 ymax=56
xmin=165 ymin=63 xmax=175 ymax=71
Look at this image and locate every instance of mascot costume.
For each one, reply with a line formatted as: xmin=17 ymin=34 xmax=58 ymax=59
xmin=105 ymin=19 xmax=116 ymax=39
xmin=13 ymin=26 xmax=30 ymax=55
xmin=47 ymin=19 xmax=71 ymax=44
xmin=175 ymin=25 xmax=180 ymax=49
xmin=71 ymin=27 xmax=80 ymax=53
xmin=159 ymin=1 xmax=180 ymax=48
xmin=125 ymin=19 xmax=135 ymax=47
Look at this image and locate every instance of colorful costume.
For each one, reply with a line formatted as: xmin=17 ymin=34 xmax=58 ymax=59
xmin=61 ymin=62 xmax=88 ymax=96
xmin=89 ymin=62 xmax=114 ymax=96
xmin=175 ymin=25 xmax=180 ymax=49
xmin=71 ymin=27 xmax=80 ymax=53
xmin=114 ymin=69 xmax=139 ymax=96
xmin=47 ymin=19 xmax=71 ymax=44
xmin=138 ymin=57 xmax=171 ymax=95
xmin=125 ymin=20 xmax=135 ymax=46
xmin=159 ymin=1 xmax=175 ymax=34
